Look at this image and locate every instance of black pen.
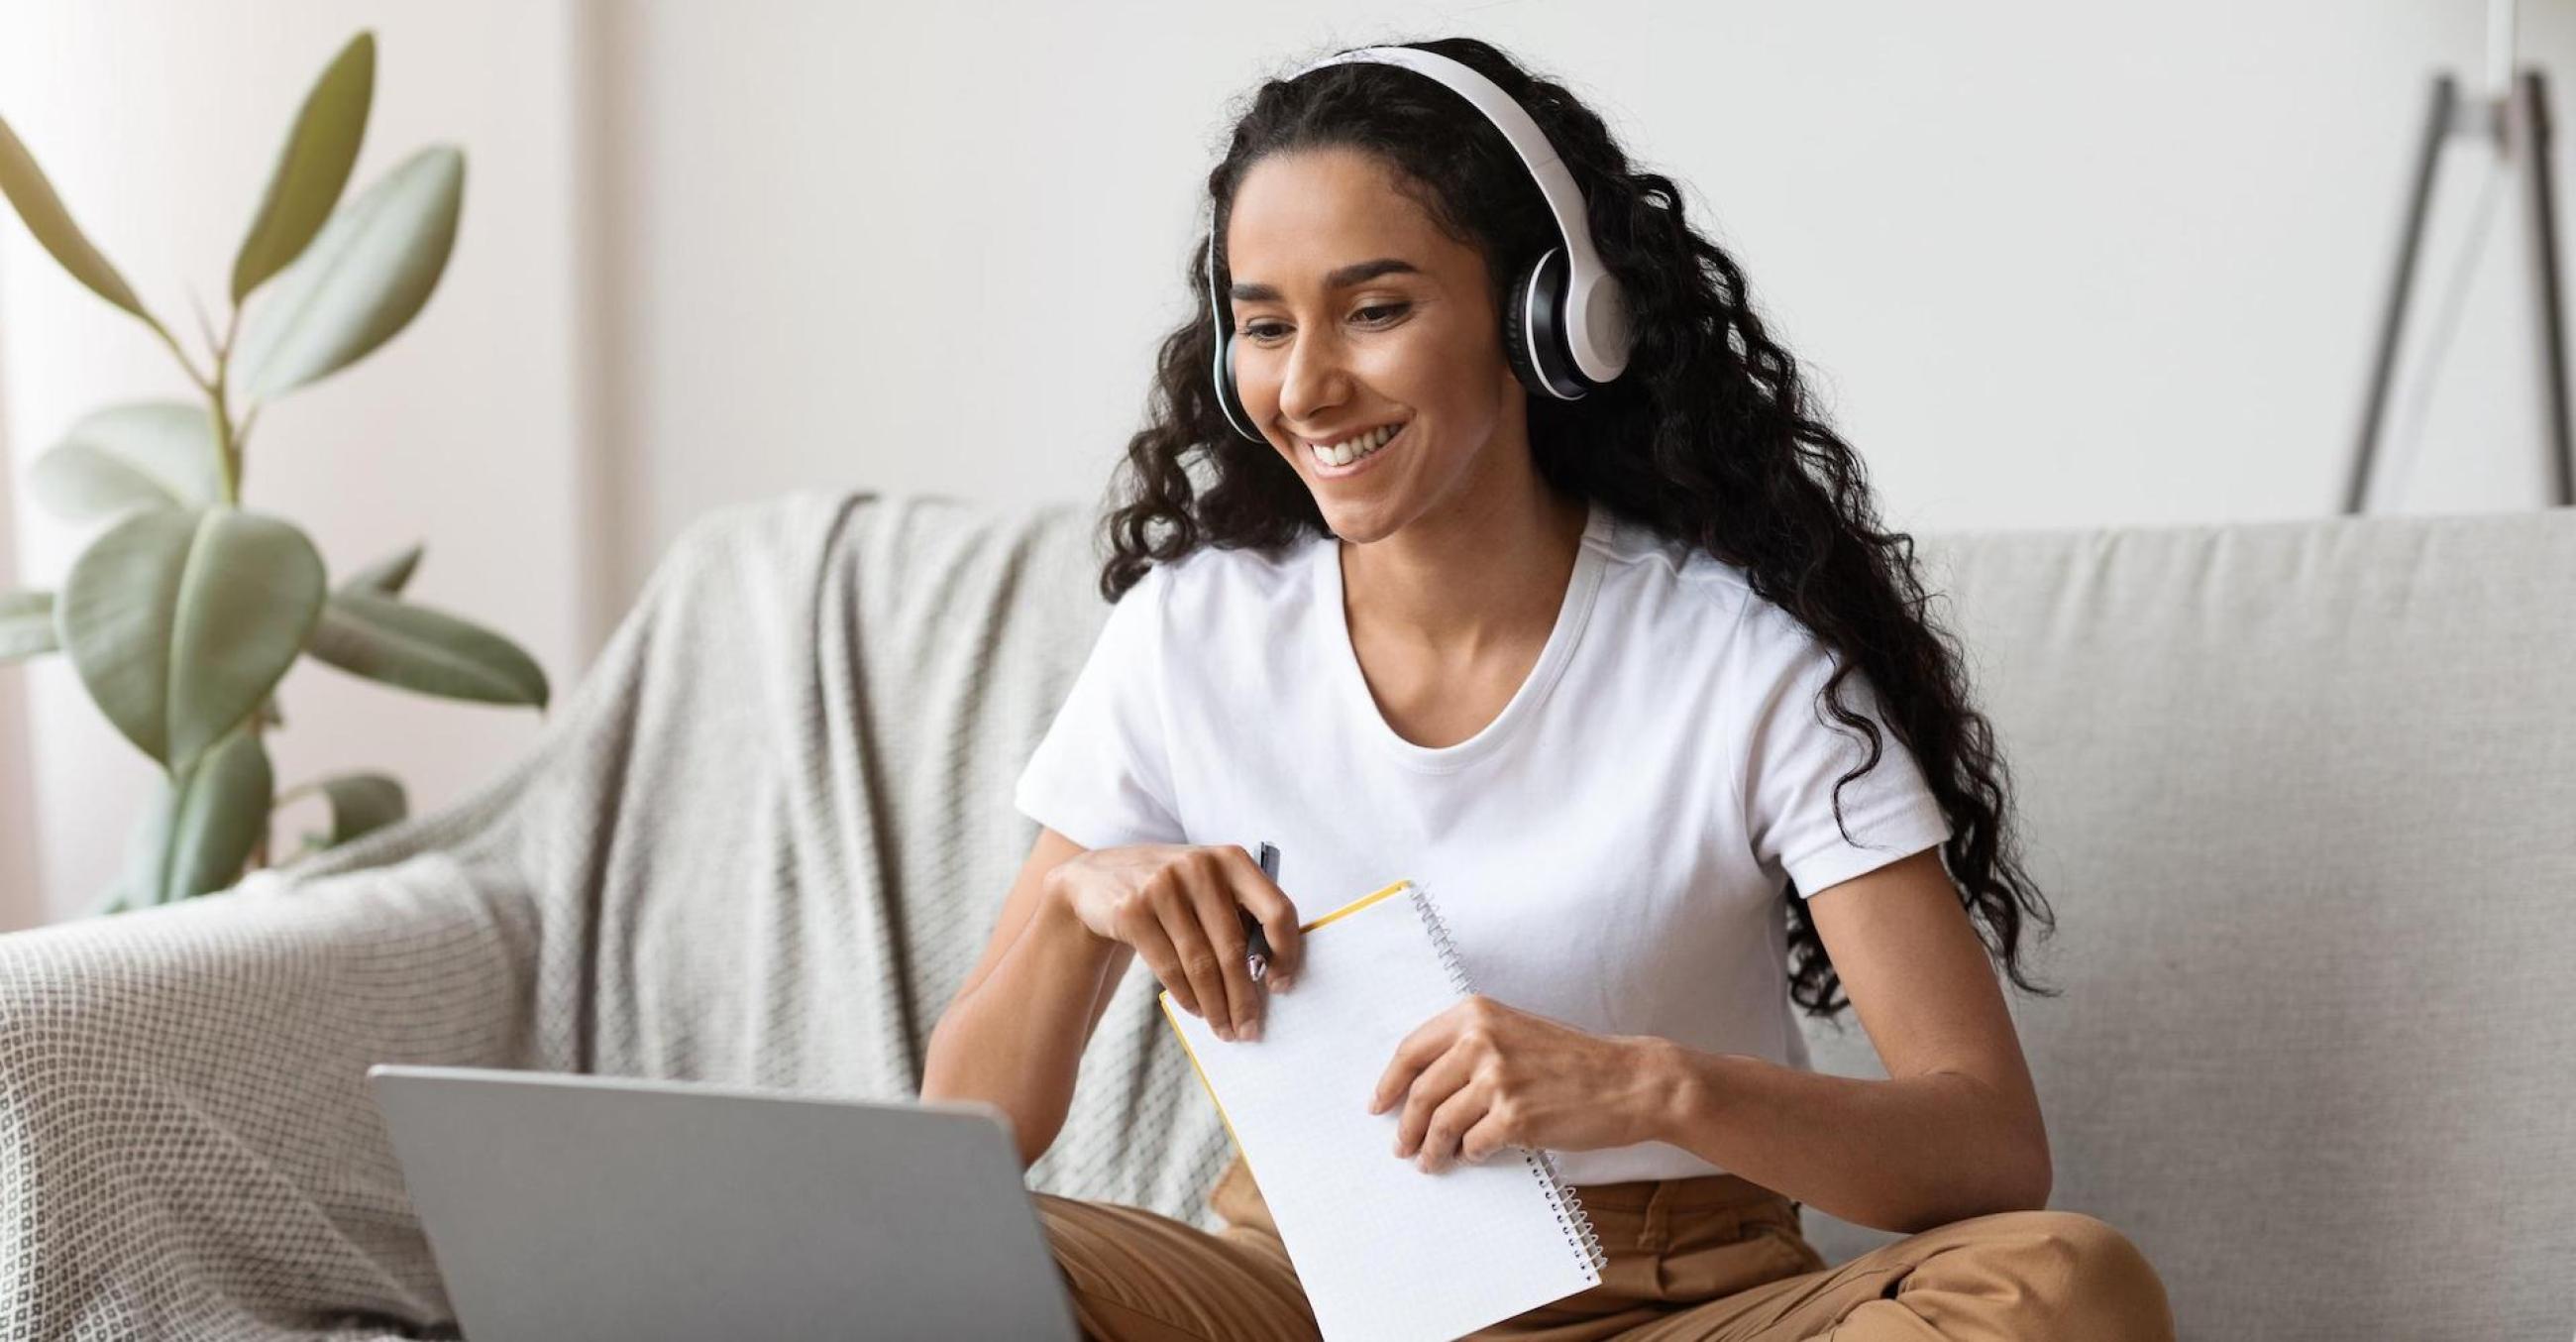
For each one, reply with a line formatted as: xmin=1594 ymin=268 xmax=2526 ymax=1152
xmin=1242 ymin=841 xmax=1279 ymax=982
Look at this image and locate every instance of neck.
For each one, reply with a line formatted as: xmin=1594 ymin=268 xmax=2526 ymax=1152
xmin=1338 ymin=469 xmax=1590 ymax=658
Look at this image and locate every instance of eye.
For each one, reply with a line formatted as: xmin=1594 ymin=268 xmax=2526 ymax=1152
xmin=1238 ymin=302 xmax=1410 ymax=344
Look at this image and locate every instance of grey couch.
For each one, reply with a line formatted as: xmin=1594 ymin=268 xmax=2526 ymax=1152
xmin=0 ymin=491 xmax=2567 ymax=1340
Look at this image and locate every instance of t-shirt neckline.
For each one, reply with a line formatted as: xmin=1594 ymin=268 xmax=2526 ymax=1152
xmin=1315 ymin=498 xmax=1613 ymax=773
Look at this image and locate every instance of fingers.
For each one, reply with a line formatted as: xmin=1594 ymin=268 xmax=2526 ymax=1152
xmin=1125 ymin=845 xmax=1300 ymax=1045
xmin=1452 ymin=1107 xmax=1516 ymax=1169
xmin=1391 ymin=1047 xmax=1476 ymax=1161
xmin=1234 ymin=847 xmax=1304 ymax=987
xmin=1369 ymin=1008 xmax=1458 ymax=1115
xmin=1120 ymin=898 xmax=1196 ymax=1016
xmin=1163 ymin=892 xmax=1240 ymax=1042
xmin=1186 ymin=851 xmax=1263 ymax=1041
xmin=1410 ymin=1080 xmax=1492 ymax=1174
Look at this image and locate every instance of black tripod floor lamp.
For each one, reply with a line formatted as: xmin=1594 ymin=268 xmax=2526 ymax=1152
xmin=2348 ymin=0 xmax=2576 ymax=513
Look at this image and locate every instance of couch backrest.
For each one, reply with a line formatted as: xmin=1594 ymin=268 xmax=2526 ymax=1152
xmin=952 ymin=494 xmax=2574 ymax=1334
xmin=1793 ymin=506 xmax=2576 ymax=1340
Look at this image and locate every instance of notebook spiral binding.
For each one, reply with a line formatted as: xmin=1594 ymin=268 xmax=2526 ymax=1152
xmin=1404 ymin=881 xmax=1611 ymax=1277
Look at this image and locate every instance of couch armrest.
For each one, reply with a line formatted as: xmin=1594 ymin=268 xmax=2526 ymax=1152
xmin=0 ymin=851 xmax=536 ymax=1339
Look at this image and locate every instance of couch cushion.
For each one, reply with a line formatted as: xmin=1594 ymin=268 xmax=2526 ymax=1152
xmin=1794 ymin=507 xmax=2576 ymax=1340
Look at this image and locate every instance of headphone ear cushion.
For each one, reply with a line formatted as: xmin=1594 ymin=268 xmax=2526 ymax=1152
xmin=1500 ymin=251 xmax=1550 ymax=398
xmin=1502 ymin=248 xmax=1590 ymax=401
xmin=1208 ymin=230 xmax=1265 ymax=444
xmin=1216 ymin=328 xmax=1252 ymax=438
xmin=1214 ymin=322 xmax=1268 ymax=444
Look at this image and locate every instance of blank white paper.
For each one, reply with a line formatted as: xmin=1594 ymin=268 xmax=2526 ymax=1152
xmin=1161 ymin=881 xmax=1602 ymax=1342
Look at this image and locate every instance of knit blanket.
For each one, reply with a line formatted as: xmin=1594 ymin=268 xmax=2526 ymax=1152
xmin=0 ymin=492 xmax=1231 ymax=1339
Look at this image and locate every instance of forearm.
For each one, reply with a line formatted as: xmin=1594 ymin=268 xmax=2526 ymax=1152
xmin=1643 ymin=1042 xmax=2051 ymax=1236
xmin=920 ymin=885 xmax=1126 ymax=1170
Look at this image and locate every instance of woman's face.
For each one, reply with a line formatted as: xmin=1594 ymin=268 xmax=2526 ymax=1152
xmin=1224 ymin=147 xmax=1528 ymax=544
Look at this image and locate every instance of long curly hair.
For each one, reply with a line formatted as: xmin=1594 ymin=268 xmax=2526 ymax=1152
xmin=1097 ymin=35 xmax=2057 ymax=1024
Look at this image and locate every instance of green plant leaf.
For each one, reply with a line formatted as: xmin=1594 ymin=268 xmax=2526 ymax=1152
xmin=57 ymin=506 xmax=327 ymax=771
xmin=116 ymin=725 xmax=272 ymax=906
xmin=340 ymin=541 xmax=423 ymax=596
xmin=28 ymin=400 xmax=224 ymax=521
xmin=232 ymin=145 xmax=463 ymax=401
xmin=232 ymin=31 xmax=376 ymax=303
xmin=0 ymin=111 xmax=148 ymax=321
xmin=308 ymin=589 xmax=546 ymax=708
xmin=2 ymin=590 xmax=56 ymax=661
xmin=301 ymin=771 xmax=406 ymax=846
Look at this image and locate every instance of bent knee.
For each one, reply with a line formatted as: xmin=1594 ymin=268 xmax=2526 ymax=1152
xmin=1029 ymin=1193 xmax=1125 ymax=1281
xmin=2014 ymin=1210 xmax=2156 ymax=1277
xmin=1026 ymin=1191 xmax=1318 ymax=1342
xmin=1987 ymin=1210 xmax=2173 ymax=1337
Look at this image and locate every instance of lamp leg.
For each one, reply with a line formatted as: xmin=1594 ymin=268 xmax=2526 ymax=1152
xmin=2348 ymin=76 xmax=2458 ymax=515
xmin=2512 ymin=68 xmax=2576 ymax=506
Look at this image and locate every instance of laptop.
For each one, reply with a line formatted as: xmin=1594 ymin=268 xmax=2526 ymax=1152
xmin=367 ymin=1064 xmax=1081 ymax=1341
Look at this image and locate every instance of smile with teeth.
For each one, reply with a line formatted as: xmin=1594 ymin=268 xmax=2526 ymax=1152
xmin=1307 ymin=421 xmax=1405 ymax=469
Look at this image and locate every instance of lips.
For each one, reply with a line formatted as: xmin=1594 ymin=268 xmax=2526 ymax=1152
xmin=1306 ymin=421 xmax=1406 ymax=479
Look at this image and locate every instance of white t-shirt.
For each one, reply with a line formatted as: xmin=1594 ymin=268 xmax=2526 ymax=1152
xmin=1013 ymin=496 xmax=1953 ymax=1183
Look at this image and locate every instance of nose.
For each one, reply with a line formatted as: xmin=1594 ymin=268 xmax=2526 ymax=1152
xmin=1273 ymin=325 xmax=1350 ymax=435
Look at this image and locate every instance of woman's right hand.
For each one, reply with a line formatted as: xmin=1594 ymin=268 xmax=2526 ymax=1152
xmin=1048 ymin=843 xmax=1304 ymax=1043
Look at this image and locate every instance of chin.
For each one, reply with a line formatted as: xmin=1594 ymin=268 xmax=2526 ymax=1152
xmin=1288 ymin=442 xmax=1428 ymax=545
xmin=1314 ymin=498 xmax=1407 ymax=546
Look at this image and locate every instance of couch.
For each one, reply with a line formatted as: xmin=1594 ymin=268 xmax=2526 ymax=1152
xmin=0 ymin=491 xmax=2567 ymax=1340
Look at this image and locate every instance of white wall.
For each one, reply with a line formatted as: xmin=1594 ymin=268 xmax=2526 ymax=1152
xmin=593 ymin=0 xmax=2567 ymax=611
xmin=0 ymin=287 xmax=32 ymax=927
xmin=2 ymin=1 xmax=2566 ymax=925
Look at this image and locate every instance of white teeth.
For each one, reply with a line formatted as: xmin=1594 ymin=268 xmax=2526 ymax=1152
xmin=1312 ymin=422 xmax=1399 ymax=469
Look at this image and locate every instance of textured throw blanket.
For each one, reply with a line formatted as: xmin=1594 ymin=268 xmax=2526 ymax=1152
xmin=0 ymin=492 xmax=1232 ymax=1339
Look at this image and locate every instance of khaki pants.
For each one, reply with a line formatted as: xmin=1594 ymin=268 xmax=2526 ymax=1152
xmin=1034 ymin=1154 xmax=2176 ymax=1341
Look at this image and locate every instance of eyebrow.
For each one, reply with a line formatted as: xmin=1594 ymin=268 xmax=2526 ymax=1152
xmin=1229 ymin=257 xmax=1423 ymax=303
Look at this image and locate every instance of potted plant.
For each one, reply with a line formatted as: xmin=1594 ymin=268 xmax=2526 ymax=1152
xmin=0 ymin=31 xmax=547 ymax=913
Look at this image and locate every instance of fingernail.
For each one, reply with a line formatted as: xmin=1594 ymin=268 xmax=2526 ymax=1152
xmin=1216 ymin=1023 xmax=1234 ymax=1042
xmin=1273 ymin=974 xmax=1294 ymax=993
xmin=1241 ymin=1020 xmax=1260 ymax=1042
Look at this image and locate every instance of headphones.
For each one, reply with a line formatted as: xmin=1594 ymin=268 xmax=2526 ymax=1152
xmin=1206 ymin=45 xmax=1637 ymax=446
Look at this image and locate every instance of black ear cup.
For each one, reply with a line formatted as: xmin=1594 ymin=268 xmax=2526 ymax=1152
xmin=1500 ymin=251 xmax=1547 ymax=398
xmin=1502 ymin=247 xmax=1591 ymax=401
xmin=1208 ymin=230 xmax=1266 ymax=443
xmin=1216 ymin=325 xmax=1259 ymax=442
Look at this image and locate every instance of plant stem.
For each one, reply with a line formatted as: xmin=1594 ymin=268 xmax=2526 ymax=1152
xmin=209 ymin=303 xmax=244 ymax=504
xmin=209 ymin=301 xmax=272 ymax=877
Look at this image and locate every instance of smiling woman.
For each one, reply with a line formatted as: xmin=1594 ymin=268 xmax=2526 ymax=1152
xmin=1218 ymin=147 xmax=1523 ymax=531
xmin=919 ymin=35 xmax=2174 ymax=1341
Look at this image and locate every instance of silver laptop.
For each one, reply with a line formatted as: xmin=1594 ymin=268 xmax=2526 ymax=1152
xmin=367 ymin=1064 xmax=1080 ymax=1341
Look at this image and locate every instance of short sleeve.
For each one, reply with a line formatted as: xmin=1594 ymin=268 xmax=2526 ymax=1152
xmin=1012 ymin=564 xmax=1187 ymax=850
xmin=1740 ymin=622 xmax=1953 ymax=898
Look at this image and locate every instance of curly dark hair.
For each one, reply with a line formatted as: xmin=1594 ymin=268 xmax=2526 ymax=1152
xmin=1096 ymin=35 xmax=2057 ymax=1024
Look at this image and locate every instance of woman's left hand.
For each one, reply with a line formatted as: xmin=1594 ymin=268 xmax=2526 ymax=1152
xmin=1367 ymin=994 xmax=1676 ymax=1174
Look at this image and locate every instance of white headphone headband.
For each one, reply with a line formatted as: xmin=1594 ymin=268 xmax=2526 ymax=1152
xmin=1289 ymin=46 xmax=1633 ymax=383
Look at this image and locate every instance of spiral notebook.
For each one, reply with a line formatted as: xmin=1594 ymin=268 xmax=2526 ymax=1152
xmin=1160 ymin=879 xmax=1606 ymax=1342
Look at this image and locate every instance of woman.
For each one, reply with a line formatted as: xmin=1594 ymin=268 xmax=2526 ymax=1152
xmin=921 ymin=36 xmax=2174 ymax=1341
